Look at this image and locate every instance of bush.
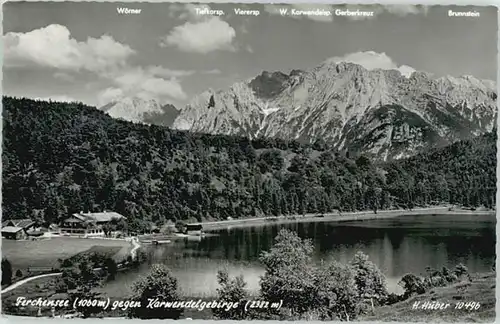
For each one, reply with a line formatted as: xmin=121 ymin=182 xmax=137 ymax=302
xmin=454 ymin=263 xmax=469 ymax=277
xmin=424 ymin=276 xmax=446 ymax=288
xmin=1 ymin=258 xmax=12 ymax=285
xmin=54 ymin=279 xmax=68 ymax=293
xmin=398 ymin=273 xmax=426 ymax=297
xmin=15 ymin=269 xmax=23 ymax=278
xmin=60 ymin=258 xmax=74 ymax=268
xmin=384 ymin=293 xmax=404 ymax=305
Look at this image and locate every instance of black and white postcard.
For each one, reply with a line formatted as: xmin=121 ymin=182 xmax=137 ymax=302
xmin=1 ymin=2 xmax=497 ymax=322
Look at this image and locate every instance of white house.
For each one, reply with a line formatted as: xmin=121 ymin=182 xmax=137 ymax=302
xmin=60 ymin=211 xmax=126 ymax=237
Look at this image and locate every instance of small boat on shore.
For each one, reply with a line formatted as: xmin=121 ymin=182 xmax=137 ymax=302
xmin=140 ymin=239 xmax=172 ymax=245
xmin=152 ymin=240 xmax=171 ymax=245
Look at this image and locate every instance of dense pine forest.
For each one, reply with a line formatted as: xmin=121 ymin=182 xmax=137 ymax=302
xmin=2 ymin=97 xmax=496 ymax=231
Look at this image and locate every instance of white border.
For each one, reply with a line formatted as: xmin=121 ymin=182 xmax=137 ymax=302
xmin=0 ymin=2 xmax=498 ymax=324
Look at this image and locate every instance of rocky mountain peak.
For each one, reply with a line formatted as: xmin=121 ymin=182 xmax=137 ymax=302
xmin=100 ymin=96 xmax=179 ymax=126
xmin=249 ymin=71 xmax=291 ymax=100
xmin=111 ymin=57 xmax=496 ymax=161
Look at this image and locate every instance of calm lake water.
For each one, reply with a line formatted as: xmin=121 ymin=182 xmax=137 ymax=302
xmin=102 ymin=214 xmax=496 ymax=298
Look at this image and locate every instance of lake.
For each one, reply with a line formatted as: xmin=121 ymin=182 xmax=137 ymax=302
xmin=102 ymin=213 xmax=496 ymax=298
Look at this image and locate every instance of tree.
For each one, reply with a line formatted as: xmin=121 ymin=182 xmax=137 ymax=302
xmin=315 ymin=261 xmax=360 ymax=321
xmin=350 ymin=251 xmax=388 ymax=310
xmin=2 ymin=97 xmax=495 ymax=229
xmin=356 ymin=155 xmax=371 ymax=168
xmin=258 ymin=149 xmax=284 ymax=172
xmin=61 ymin=256 xmax=104 ymax=318
xmin=104 ymin=257 xmax=118 ymax=281
xmin=115 ymin=218 xmax=129 ymax=233
xmin=398 ymin=273 xmax=426 ymax=297
xmin=312 ymin=138 xmax=327 ymax=151
xmin=128 ymin=264 xmax=183 ymax=319
xmin=259 ymin=229 xmax=317 ymax=316
xmin=102 ymin=223 xmax=112 ymax=237
xmin=175 ymin=220 xmax=186 ymax=233
xmin=1 ymin=258 xmax=13 ymax=285
xmin=60 ymin=267 xmax=78 ymax=290
xmin=366 ymin=186 xmax=382 ymax=214
xmin=213 ymin=270 xmax=248 ymax=320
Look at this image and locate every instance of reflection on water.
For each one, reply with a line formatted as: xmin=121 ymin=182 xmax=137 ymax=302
xmin=103 ymin=214 xmax=496 ymax=298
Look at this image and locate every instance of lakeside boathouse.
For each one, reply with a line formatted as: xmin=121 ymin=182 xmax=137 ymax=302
xmin=185 ymin=224 xmax=203 ymax=236
xmin=60 ymin=211 xmax=126 ymax=237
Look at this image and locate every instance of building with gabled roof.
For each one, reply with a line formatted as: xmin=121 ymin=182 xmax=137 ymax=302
xmin=2 ymin=218 xmax=35 ymax=229
xmin=1 ymin=226 xmax=26 ymax=240
xmin=1 ymin=218 xmax=36 ymax=240
xmin=60 ymin=211 xmax=126 ymax=237
xmin=185 ymin=224 xmax=203 ymax=236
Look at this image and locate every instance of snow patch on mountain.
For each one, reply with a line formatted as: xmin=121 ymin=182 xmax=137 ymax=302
xmin=261 ymin=107 xmax=280 ymax=116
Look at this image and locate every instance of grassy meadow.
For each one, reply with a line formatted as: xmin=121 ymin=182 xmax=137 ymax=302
xmin=2 ymin=237 xmax=131 ymax=274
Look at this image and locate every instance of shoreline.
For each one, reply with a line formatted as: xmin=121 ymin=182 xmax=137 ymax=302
xmin=1 ymin=237 xmax=141 ymax=294
xmin=197 ymin=207 xmax=495 ymax=232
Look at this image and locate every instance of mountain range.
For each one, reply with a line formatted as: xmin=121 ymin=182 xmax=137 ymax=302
xmin=100 ymin=97 xmax=180 ymax=126
xmin=99 ymin=59 xmax=497 ymax=160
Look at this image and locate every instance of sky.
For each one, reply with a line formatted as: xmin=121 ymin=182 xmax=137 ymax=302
xmin=3 ymin=3 xmax=497 ymax=108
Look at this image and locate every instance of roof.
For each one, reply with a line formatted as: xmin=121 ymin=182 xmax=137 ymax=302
xmin=16 ymin=219 xmax=36 ymax=228
xmin=71 ymin=214 xmax=87 ymax=221
xmin=2 ymin=220 xmax=13 ymax=227
xmin=2 ymin=219 xmax=35 ymax=229
xmin=65 ymin=218 xmax=85 ymax=223
xmin=72 ymin=212 xmax=126 ymax=223
xmin=1 ymin=226 xmax=23 ymax=233
xmin=87 ymin=212 xmax=125 ymax=222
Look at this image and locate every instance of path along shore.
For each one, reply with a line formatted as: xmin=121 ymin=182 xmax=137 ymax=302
xmin=2 ymin=208 xmax=494 ymax=293
xmin=1 ymin=237 xmax=141 ymax=294
xmin=197 ymin=207 xmax=495 ymax=232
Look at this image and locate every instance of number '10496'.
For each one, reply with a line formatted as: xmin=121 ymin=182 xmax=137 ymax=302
xmin=455 ymin=302 xmax=480 ymax=310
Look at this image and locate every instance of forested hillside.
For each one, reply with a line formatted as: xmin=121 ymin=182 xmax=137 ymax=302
xmin=2 ymin=97 xmax=496 ymax=230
